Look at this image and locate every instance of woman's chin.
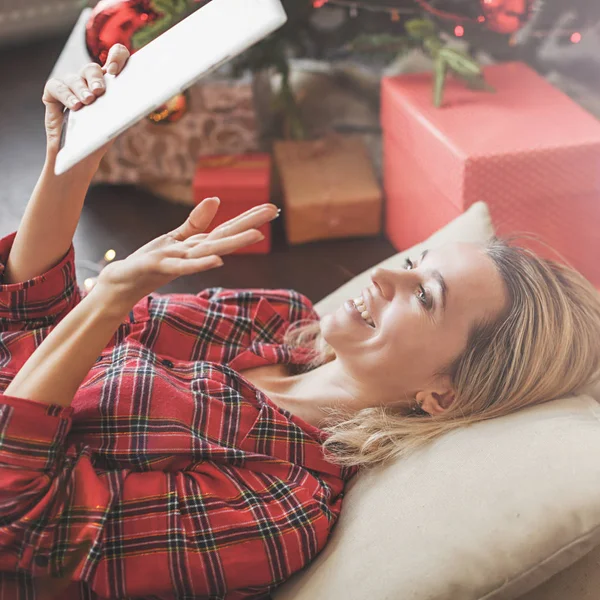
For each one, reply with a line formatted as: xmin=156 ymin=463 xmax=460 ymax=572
xmin=319 ymin=313 xmax=335 ymax=339
xmin=320 ymin=312 xmax=346 ymax=347
xmin=321 ymin=304 xmax=358 ymax=346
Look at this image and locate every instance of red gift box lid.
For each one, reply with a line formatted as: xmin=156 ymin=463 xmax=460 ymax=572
xmin=193 ymin=153 xmax=271 ymax=205
xmin=381 ymin=62 xmax=600 ymax=209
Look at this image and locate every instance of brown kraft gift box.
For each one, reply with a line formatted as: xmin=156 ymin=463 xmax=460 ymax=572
xmin=273 ymin=136 xmax=383 ymax=245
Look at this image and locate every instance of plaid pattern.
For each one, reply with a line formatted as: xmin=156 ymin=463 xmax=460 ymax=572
xmin=0 ymin=233 xmax=355 ymax=599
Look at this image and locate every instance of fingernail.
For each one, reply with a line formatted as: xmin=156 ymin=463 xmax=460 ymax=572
xmin=82 ymin=90 xmax=94 ymax=100
xmin=107 ymin=62 xmax=118 ymax=75
xmin=274 ymin=208 xmax=282 ymax=218
xmin=91 ymin=81 xmax=104 ymax=91
xmin=68 ymin=96 xmax=79 ymax=108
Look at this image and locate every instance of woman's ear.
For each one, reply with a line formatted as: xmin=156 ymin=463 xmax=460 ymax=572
xmin=415 ymin=379 xmax=455 ymax=416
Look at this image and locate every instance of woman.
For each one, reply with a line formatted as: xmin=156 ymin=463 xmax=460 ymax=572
xmin=1 ymin=44 xmax=599 ymax=600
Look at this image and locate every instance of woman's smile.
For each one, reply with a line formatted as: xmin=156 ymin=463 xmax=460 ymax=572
xmin=344 ymin=299 xmax=371 ymax=328
xmin=343 ymin=290 xmax=376 ymax=328
xmin=360 ymin=286 xmax=378 ymax=328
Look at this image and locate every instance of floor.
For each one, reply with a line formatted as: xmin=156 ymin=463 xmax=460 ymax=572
xmin=0 ymin=35 xmax=396 ymax=302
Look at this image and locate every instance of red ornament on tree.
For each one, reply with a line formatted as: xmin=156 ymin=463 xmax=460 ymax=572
xmin=85 ymin=0 xmax=162 ymax=65
xmin=480 ymin=0 xmax=531 ymax=35
xmin=85 ymin=0 xmax=208 ymax=123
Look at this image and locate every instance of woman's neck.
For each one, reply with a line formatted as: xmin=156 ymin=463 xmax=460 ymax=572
xmin=247 ymin=360 xmax=362 ymax=428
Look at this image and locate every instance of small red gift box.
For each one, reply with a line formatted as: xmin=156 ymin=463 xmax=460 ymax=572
xmin=381 ymin=62 xmax=600 ymax=285
xmin=193 ymin=153 xmax=272 ymax=254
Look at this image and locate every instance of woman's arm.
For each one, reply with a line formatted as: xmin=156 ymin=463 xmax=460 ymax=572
xmin=4 ymin=283 xmax=125 ymax=406
xmin=3 ymin=45 xmax=130 ymax=284
xmin=4 ymin=198 xmax=277 ymax=407
xmin=3 ymin=159 xmax=99 ymax=284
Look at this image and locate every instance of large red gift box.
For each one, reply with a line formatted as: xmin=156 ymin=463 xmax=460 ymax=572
xmin=381 ymin=62 xmax=600 ymax=285
xmin=193 ymin=154 xmax=272 ymax=254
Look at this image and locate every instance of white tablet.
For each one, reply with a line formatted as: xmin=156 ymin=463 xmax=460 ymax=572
xmin=55 ymin=0 xmax=287 ymax=176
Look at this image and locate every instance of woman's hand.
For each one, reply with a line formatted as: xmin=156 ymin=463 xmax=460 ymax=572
xmin=43 ymin=43 xmax=130 ymax=164
xmin=4 ymin=44 xmax=130 ymax=285
xmin=96 ymin=198 xmax=279 ymax=315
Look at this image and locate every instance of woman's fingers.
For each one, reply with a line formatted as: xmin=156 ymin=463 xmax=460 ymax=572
xmin=43 ymin=78 xmax=82 ymax=110
xmin=168 ymin=201 xmax=278 ymax=244
xmin=41 ymin=42 xmax=129 ymax=130
xmin=187 ymin=229 xmax=264 ymax=258
xmin=102 ymin=43 xmax=130 ymax=76
xmin=80 ymin=62 xmax=106 ymax=97
xmin=208 ymin=204 xmax=279 ymax=240
xmin=128 ymin=226 xmax=263 ymax=287
xmin=64 ymin=73 xmax=96 ymax=106
xmin=157 ymin=230 xmax=263 ymax=278
xmin=43 ymin=60 xmax=111 ymax=113
xmin=42 ymin=43 xmax=130 ymax=113
xmin=168 ymin=197 xmax=220 ymax=241
xmin=159 ymin=255 xmax=224 ymax=278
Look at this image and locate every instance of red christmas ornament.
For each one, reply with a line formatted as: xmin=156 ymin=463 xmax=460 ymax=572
xmin=85 ymin=0 xmax=162 ymax=65
xmin=85 ymin=0 xmax=199 ymax=124
xmin=480 ymin=0 xmax=530 ymax=35
xmin=147 ymin=90 xmax=190 ymax=124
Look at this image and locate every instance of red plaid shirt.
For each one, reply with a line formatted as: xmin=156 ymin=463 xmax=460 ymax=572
xmin=0 ymin=233 xmax=355 ymax=599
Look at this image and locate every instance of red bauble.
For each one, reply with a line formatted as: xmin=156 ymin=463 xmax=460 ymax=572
xmin=147 ymin=91 xmax=189 ymax=124
xmin=86 ymin=0 xmax=196 ymax=124
xmin=85 ymin=0 xmax=162 ymax=65
xmin=480 ymin=0 xmax=530 ymax=35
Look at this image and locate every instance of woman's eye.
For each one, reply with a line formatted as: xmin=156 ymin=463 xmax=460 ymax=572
xmin=417 ymin=286 xmax=432 ymax=309
xmin=405 ymin=259 xmax=432 ymax=310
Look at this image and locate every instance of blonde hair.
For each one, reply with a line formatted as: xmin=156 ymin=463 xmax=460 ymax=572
xmin=284 ymin=238 xmax=600 ymax=469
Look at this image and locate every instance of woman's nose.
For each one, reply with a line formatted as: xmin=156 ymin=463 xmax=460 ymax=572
xmin=370 ymin=267 xmax=395 ymax=301
xmin=370 ymin=266 xmax=417 ymax=301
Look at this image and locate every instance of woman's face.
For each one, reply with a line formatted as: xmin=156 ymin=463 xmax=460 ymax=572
xmin=320 ymin=242 xmax=508 ymax=413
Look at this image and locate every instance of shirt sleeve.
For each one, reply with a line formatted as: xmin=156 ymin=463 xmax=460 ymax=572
xmin=198 ymin=287 xmax=319 ymax=325
xmin=0 ymin=394 xmax=335 ymax=598
xmin=0 ymin=232 xmax=81 ymax=327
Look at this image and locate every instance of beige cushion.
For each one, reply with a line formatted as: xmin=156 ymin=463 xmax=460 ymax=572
xmin=522 ymin=383 xmax=600 ymax=600
xmin=274 ymin=202 xmax=600 ymax=600
xmin=522 ymin=544 xmax=600 ymax=600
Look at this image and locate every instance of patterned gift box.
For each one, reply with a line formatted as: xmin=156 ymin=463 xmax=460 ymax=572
xmin=381 ymin=62 xmax=600 ymax=286
xmin=273 ymin=135 xmax=383 ymax=245
xmin=193 ymin=153 xmax=272 ymax=254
